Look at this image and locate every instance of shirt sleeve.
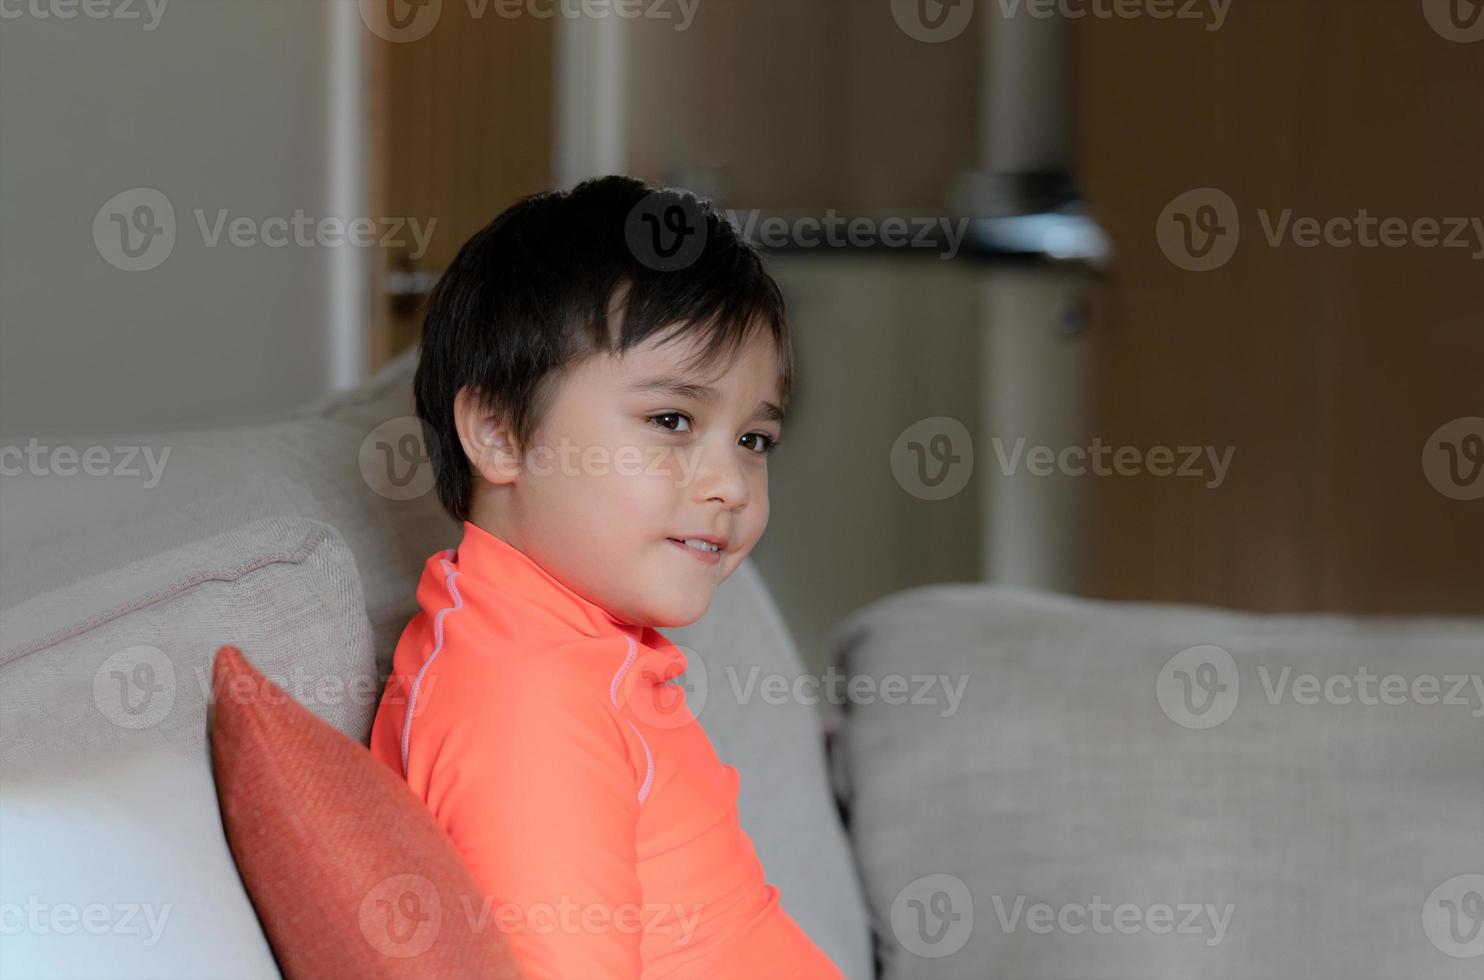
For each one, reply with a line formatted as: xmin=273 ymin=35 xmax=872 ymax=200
xmin=422 ymin=656 xmax=645 ymax=980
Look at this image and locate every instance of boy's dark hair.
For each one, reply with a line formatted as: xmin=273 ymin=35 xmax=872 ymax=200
xmin=413 ymin=175 xmax=793 ymax=524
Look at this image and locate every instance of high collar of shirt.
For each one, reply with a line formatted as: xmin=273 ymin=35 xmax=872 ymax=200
xmin=453 ymin=520 xmax=652 ymax=645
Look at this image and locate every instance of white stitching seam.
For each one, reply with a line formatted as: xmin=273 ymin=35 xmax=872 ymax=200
xmin=609 ymin=636 xmax=654 ymax=804
xmin=401 ymin=550 xmax=461 ymax=778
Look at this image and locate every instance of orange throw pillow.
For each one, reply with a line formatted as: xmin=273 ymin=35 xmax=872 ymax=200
xmin=209 ymin=645 xmax=521 ymax=979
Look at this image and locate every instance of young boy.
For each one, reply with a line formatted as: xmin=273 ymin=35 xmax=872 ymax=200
xmin=368 ymin=176 xmax=843 ymax=979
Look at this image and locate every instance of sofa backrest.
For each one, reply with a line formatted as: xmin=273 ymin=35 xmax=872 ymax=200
xmin=0 ymin=347 xmax=454 ymax=677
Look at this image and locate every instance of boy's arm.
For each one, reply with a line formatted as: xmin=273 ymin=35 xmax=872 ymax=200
xmin=423 ymin=663 xmax=645 ymax=979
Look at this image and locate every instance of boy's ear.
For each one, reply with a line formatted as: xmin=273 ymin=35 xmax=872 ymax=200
xmin=453 ymin=387 xmax=521 ymax=484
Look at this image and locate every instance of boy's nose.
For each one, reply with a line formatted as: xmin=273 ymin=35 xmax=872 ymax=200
xmin=690 ymin=442 xmax=750 ymax=510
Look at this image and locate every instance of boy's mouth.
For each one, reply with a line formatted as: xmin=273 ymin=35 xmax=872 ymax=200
xmin=667 ymin=536 xmax=725 ymax=565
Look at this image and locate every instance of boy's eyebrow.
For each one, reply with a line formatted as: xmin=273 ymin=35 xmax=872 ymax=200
xmin=627 ymin=376 xmax=785 ymax=424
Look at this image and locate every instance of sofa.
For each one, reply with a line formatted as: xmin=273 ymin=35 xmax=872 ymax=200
xmin=1 ymin=349 xmax=1480 ymax=980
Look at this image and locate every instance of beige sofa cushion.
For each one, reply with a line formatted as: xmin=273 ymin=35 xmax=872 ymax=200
xmin=829 ymin=585 xmax=1484 ymax=980
xmin=0 ymin=516 xmax=375 ymax=979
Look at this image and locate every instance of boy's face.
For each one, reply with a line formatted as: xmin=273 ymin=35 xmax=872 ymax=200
xmin=464 ymin=324 xmax=785 ymax=628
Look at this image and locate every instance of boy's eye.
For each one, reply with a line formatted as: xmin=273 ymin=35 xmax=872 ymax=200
xmin=648 ymin=412 xmax=692 ymax=433
xmin=650 ymin=413 xmax=781 ymax=457
xmin=740 ymin=432 xmax=778 ymax=456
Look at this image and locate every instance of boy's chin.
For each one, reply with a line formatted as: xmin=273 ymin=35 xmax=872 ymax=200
xmin=642 ymin=592 xmax=714 ymax=630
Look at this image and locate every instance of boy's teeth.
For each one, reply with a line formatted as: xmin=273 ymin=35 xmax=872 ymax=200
xmin=682 ymin=538 xmax=719 ymax=552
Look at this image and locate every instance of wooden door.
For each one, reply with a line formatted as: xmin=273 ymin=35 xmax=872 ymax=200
xmin=1076 ymin=0 xmax=1484 ymax=614
xmin=367 ymin=3 xmax=556 ymax=367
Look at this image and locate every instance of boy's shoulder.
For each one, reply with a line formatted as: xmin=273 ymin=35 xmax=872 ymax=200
xmin=419 ymin=601 xmax=636 ymax=688
xmin=371 ymin=605 xmax=643 ymax=773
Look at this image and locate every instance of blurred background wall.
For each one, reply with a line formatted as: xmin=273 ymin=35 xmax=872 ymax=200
xmin=2 ymin=0 xmax=1479 ymax=670
xmin=0 ymin=2 xmax=356 ymax=436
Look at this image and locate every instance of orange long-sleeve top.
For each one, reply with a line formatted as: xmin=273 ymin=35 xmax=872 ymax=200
xmin=368 ymin=520 xmax=844 ymax=980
